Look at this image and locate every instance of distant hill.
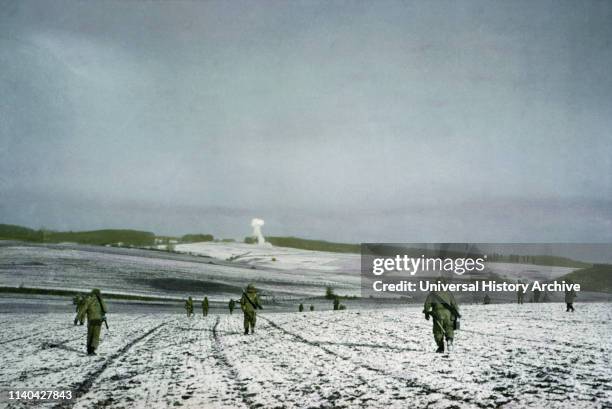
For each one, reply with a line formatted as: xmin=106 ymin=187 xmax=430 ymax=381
xmin=363 ymin=244 xmax=591 ymax=269
xmin=0 ymin=224 xmax=43 ymax=242
xmin=181 ymin=233 xmax=214 ymax=243
xmin=556 ymin=264 xmax=612 ymax=293
xmin=0 ymin=223 xmax=600 ymax=271
xmin=489 ymin=254 xmax=590 ymax=269
xmin=45 ymin=229 xmax=155 ymax=246
xmin=257 ymin=236 xmax=360 ymax=253
xmin=0 ymin=224 xmax=154 ymax=246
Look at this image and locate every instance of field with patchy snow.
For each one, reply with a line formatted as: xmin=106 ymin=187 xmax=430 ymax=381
xmin=1 ymin=302 xmax=610 ymax=408
xmin=0 ymin=242 xmax=586 ymax=303
xmin=0 ymin=243 xmax=361 ymax=299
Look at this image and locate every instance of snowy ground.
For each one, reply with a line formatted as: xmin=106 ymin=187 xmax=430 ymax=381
xmin=1 ymin=303 xmax=610 ymax=408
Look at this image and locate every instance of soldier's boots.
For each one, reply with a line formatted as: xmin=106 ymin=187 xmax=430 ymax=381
xmin=244 ymin=328 xmax=249 ymax=335
xmin=446 ymin=338 xmax=453 ymax=352
xmin=87 ymin=347 xmax=96 ymax=356
xmin=436 ymin=340 xmax=445 ymax=353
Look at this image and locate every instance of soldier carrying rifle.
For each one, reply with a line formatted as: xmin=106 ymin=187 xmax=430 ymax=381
xmin=77 ymin=288 xmax=108 ymax=355
xmin=517 ymin=280 xmax=525 ymax=304
xmin=202 ymin=297 xmax=209 ymax=317
xmin=423 ymin=282 xmax=460 ymax=354
xmin=565 ymin=279 xmax=577 ymax=312
xmin=73 ymin=294 xmax=86 ymax=325
xmin=185 ymin=296 xmax=194 ymax=317
xmin=240 ymin=284 xmax=262 ymax=335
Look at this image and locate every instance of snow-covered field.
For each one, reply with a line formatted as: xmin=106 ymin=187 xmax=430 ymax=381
xmin=175 ymin=242 xmax=359 ymax=274
xmin=0 ymin=242 xmax=582 ymax=303
xmin=1 ymin=303 xmax=610 ymax=408
xmin=0 ymin=243 xmax=361 ymax=299
xmin=174 ymin=242 xmax=576 ymax=282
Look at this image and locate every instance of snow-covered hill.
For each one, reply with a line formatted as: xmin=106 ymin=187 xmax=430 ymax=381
xmin=0 ymin=243 xmax=361 ymax=300
xmin=0 ymin=241 xmax=590 ymax=302
xmin=176 ymin=241 xmax=359 ymax=273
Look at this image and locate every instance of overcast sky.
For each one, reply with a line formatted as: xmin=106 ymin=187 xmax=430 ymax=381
xmin=1 ymin=0 xmax=611 ymax=242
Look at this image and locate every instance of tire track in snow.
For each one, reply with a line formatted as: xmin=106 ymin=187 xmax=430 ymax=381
xmin=384 ymin=321 xmax=585 ymax=382
xmin=0 ymin=328 xmax=54 ymax=345
xmin=211 ymin=315 xmax=257 ymax=409
xmin=460 ymin=328 xmax=586 ymax=350
xmin=386 ymin=317 xmax=589 ymax=360
xmin=0 ymin=334 xmax=39 ymax=345
xmin=5 ymin=362 xmax=86 ymax=384
xmin=0 ymin=328 xmax=77 ymax=348
xmin=245 ymin=314 xmax=422 ymax=352
xmin=41 ymin=335 xmax=82 ymax=349
xmin=53 ymin=322 xmax=167 ymax=409
xmin=274 ymin=314 xmax=603 ymax=406
xmin=275 ymin=312 xmax=590 ymax=382
xmin=219 ymin=315 xmax=385 ymax=408
xmin=261 ymin=315 xmax=488 ymax=409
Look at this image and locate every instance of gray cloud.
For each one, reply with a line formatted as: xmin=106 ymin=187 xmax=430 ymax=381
xmin=1 ymin=0 xmax=611 ymax=241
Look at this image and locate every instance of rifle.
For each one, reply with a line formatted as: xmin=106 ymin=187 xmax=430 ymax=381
xmin=430 ymin=292 xmax=461 ymax=330
xmin=94 ymin=292 xmax=109 ymax=330
xmin=426 ymin=311 xmax=446 ymax=335
xmin=242 ymin=291 xmax=262 ymax=310
xmin=430 ymin=293 xmax=461 ymax=318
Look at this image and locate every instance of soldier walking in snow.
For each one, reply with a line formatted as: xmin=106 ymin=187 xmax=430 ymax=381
xmin=185 ymin=297 xmax=194 ymax=317
xmin=517 ymin=280 xmax=525 ymax=304
xmin=77 ymin=288 xmax=108 ymax=355
xmin=72 ymin=294 xmax=81 ymax=311
xmin=202 ymin=297 xmax=209 ymax=317
xmin=228 ymin=299 xmax=235 ymax=314
xmin=333 ymin=297 xmax=340 ymax=311
xmin=309 ymin=305 xmax=314 ymax=311
xmin=73 ymin=294 xmax=86 ymax=325
xmin=565 ymin=279 xmax=577 ymax=312
xmin=299 ymin=303 xmax=304 ymax=312
xmin=423 ymin=287 xmax=460 ymax=353
xmin=240 ymin=284 xmax=262 ymax=335
xmin=533 ymin=288 xmax=541 ymax=303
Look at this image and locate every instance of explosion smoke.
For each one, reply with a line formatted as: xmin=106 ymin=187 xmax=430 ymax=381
xmin=251 ymin=218 xmax=266 ymax=245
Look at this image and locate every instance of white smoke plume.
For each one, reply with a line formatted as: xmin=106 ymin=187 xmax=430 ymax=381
xmin=251 ymin=218 xmax=266 ymax=245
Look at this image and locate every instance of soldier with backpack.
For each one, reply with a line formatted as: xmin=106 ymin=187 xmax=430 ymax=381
xmin=240 ymin=284 xmax=262 ymax=335
xmin=423 ymin=287 xmax=460 ymax=353
xmin=77 ymin=288 xmax=108 ymax=355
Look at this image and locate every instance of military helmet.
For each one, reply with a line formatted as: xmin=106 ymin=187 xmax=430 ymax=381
xmin=246 ymin=283 xmax=256 ymax=292
xmin=92 ymin=288 xmax=101 ymax=295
